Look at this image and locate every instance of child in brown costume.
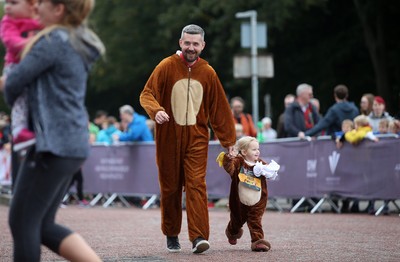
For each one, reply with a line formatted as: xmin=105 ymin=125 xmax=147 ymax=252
xmin=217 ymin=136 xmax=279 ymax=252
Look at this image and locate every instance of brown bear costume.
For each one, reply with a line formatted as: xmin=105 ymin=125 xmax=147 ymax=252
xmin=140 ymin=53 xmax=236 ymax=242
xmin=220 ymin=153 xmax=271 ymax=252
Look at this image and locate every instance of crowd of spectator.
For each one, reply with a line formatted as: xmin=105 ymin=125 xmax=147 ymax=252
xmin=224 ymin=83 xmax=400 ymax=215
xmin=2 ymin=82 xmax=400 ymax=214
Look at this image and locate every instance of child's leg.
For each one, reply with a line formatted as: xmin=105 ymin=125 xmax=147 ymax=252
xmin=247 ymin=203 xmax=266 ymax=242
xmin=11 ymin=91 xmax=30 ymax=139
xmin=247 ymin=198 xmax=270 ymax=252
xmin=226 ymin=198 xmax=246 ymax=238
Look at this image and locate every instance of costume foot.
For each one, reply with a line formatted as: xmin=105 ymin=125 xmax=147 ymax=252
xmin=225 ymin=228 xmax=243 ymax=245
xmin=192 ymin=237 xmax=210 ymax=254
xmin=166 ymin=236 xmax=181 ymax=252
xmin=251 ymin=239 xmax=271 ymax=252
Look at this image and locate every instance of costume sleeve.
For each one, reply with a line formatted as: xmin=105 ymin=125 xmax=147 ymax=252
xmin=140 ymin=62 xmax=166 ymax=120
xmin=222 ymin=154 xmax=241 ymax=178
xmin=208 ymin=68 xmax=236 ymax=148
xmin=4 ymin=33 xmax=56 ymax=106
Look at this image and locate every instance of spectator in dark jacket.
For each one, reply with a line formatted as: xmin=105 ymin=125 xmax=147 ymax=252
xmin=300 ymin=85 xmax=359 ymax=137
xmin=284 ymin=84 xmax=320 ymax=137
xmin=276 ymin=94 xmax=295 ymax=138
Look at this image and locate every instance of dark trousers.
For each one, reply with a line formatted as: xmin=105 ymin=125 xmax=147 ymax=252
xmin=8 ymin=148 xmax=84 ymax=261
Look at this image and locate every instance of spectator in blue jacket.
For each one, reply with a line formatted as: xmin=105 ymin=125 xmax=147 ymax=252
xmin=300 ymin=84 xmax=359 ymax=137
xmin=96 ymin=116 xmax=123 ymax=145
xmin=113 ymin=105 xmax=153 ymax=142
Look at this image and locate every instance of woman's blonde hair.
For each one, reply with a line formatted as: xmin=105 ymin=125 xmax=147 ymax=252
xmin=236 ymin=136 xmax=258 ymax=154
xmin=22 ymin=0 xmax=104 ymax=59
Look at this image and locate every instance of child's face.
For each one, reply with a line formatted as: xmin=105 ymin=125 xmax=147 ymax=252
xmin=378 ymin=123 xmax=388 ymax=134
xmin=241 ymin=141 xmax=260 ymax=163
xmin=4 ymin=0 xmax=36 ymax=19
xmin=342 ymin=123 xmax=352 ymax=133
xmin=236 ymin=129 xmax=243 ymax=138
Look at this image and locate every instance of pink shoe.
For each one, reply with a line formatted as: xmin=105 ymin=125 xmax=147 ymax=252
xmin=13 ymin=128 xmax=36 ymax=151
xmin=79 ymin=199 xmax=90 ymax=206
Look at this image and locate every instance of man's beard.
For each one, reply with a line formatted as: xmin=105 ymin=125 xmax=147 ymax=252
xmin=183 ymin=50 xmax=200 ymax=63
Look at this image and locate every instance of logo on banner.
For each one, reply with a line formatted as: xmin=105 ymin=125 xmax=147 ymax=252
xmin=306 ymin=159 xmax=317 ymax=177
xmin=329 ymin=151 xmax=340 ymax=174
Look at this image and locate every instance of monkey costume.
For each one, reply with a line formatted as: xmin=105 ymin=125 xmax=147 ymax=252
xmin=140 ymin=53 xmax=236 ymax=242
xmin=218 ymin=152 xmax=272 ymax=252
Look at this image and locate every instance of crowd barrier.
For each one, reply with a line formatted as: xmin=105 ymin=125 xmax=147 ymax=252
xmin=80 ymin=136 xmax=400 ymax=214
xmin=2 ymin=136 xmax=399 ymax=215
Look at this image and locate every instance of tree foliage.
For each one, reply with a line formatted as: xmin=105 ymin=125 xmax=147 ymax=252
xmin=1 ymin=0 xmax=399 ymax=124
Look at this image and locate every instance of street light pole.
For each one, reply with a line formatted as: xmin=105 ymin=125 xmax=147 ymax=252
xmin=235 ymin=10 xmax=259 ymax=126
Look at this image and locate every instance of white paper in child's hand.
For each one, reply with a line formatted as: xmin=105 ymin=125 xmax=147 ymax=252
xmin=253 ymin=160 xmax=280 ymax=180
xmin=267 ymin=160 xmax=280 ymax=171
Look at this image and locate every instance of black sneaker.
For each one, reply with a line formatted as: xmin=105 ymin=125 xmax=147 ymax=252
xmin=167 ymin=236 xmax=181 ymax=252
xmin=192 ymin=237 xmax=210 ymax=254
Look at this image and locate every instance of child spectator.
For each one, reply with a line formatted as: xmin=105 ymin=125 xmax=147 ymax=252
xmin=260 ymin=117 xmax=277 ymax=141
xmin=96 ymin=116 xmax=123 ymax=145
xmin=376 ymin=119 xmax=389 ymax=134
xmin=388 ymin=120 xmax=400 ymax=135
xmin=235 ymin=123 xmax=244 ymax=140
xmin=0 ymin=0 xmax=43 ymax=151
xmin=343 ymin=115 xmax=378 ymax=145
xmin=334 ymin=119 xmax=354 ymax=145
xmin=216 ymin=136 xmax=280 ymax=252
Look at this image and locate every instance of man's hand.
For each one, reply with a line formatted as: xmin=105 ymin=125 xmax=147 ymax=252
xmin=155 ymin=111 xmax=170 ymax=124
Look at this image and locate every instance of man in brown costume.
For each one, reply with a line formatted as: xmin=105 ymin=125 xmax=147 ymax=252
xmin=140 ymin=24 xmax=236 ymax=254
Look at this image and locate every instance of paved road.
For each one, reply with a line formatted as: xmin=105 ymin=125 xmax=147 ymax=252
xmin=1 ymin=204 xmax=399 ymax=262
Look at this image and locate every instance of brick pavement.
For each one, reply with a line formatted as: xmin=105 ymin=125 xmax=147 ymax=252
xmin=1 ymin=203 xmax=400 ymax=262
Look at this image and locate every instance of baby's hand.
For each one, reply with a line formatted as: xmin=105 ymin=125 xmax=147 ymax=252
xmin=0 ymin=75 xmax=5 ymax=92
xmin=228 ymin=146 xmax=238 ymax=157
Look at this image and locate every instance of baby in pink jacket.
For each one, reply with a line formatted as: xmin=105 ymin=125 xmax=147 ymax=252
xmin=0 ymin=0 xmax=42 ymax=151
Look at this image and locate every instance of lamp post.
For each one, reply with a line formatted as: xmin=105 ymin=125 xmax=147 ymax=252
xmin=235 ymin=10 xmax=259 ymax=126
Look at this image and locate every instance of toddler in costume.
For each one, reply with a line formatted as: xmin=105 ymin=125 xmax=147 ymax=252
xmin=0 ymin=0 xmax=42 ymax=150
xmin=216 ymin=136 xmax=280 ymax=252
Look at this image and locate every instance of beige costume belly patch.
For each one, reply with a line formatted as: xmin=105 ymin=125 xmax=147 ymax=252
xmin=171 ymin=79 xmax=203 ymax=126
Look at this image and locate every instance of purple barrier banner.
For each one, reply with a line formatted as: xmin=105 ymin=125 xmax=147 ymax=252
xmin=82 ymin=138 xmax=400 ymax=200
xmin=82 ymin=143 xmax=159 ymax=195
